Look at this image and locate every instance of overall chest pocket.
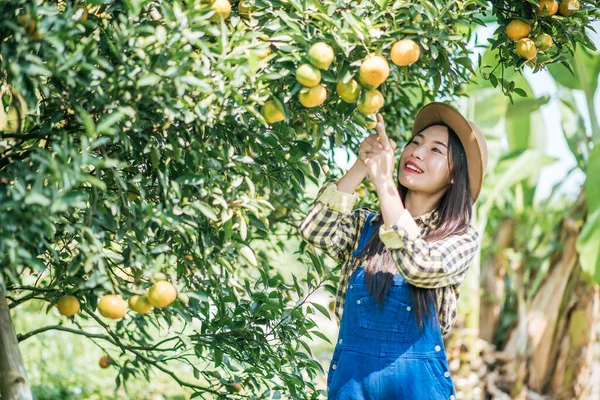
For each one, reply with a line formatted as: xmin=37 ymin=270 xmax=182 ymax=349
xmin=351 ymin=294 xmax=420 ymax=342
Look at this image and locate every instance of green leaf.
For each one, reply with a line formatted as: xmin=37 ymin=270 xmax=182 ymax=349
xmin=310 ymin=302 xmax=331 ymax=320
xmin=577 ymin=208 xmax=600 ymax=285
xmin=96 ymin=112 xmax=125 ymax=135
xmin=197 ymin=201 xmax=218 ymax=221
xmin=311 ymin=330 xmax=332 ymax=343
xmin=24 ymin=192 xmax=51 ymax=207
xmin=585 ymin=140 xmax=600 ymax=212
xmin=214 ymin=348 xmax=223 ymax=368
xmin=137 ymin=74 xmax=161 ymax=87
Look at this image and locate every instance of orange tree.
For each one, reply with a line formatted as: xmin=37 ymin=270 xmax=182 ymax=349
xmin=0 ymin=0 xmax=598 ymax=398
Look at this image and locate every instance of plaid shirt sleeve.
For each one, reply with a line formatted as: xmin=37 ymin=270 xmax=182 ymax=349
xmin=298 ymin=180 xmax=369 ymax=263
xmin=379 ymin=209 xmax=480 ymax=289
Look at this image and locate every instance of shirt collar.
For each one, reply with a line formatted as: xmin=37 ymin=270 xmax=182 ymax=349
xmin=415 ymin=209 xmax=440 ymax=230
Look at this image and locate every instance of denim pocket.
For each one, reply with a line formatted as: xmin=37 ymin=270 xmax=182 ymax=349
xmin=424 ymin=356 xmax=455 ymax=398
xmin=352 ymin=295 xmax=419 ymax=342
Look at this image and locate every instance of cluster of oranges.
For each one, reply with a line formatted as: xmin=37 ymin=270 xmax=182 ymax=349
xmin=55 ymin=280 xmax=178 ymax=320
xmin=261 ymin=39 xmax=421 ymax=128
xmin=505 ymin=0 xmax=580 ymax=62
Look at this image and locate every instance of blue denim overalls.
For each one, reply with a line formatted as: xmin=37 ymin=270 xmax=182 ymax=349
xmin=327 ymin=213 xmax=457 ymax=400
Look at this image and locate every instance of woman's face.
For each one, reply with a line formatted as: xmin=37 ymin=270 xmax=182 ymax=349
xmin=397 ymin=125 xmax=453 ymax=196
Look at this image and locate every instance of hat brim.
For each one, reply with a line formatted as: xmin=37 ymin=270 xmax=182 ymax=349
xmin=411 ymin=102 xmax=484 ymax=203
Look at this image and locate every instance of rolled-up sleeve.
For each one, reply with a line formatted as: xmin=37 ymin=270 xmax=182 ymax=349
xmin=299 ymin=180 xmax=368 ymax=263
xmin=379 ymin=210 xmax=480 ymax=288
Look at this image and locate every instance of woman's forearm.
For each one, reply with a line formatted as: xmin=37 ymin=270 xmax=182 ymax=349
xmin=375 ymin=178 xmax=405 ymax=230
xmin=336 ymin=161 xmax=368 ymax=195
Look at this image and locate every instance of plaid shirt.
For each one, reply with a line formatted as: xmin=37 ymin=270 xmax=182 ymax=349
xmin=299 ymin=180 xmax=480 ymax=336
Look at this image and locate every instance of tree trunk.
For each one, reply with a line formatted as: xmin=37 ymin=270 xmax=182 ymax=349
xmin=549 ymin=271 xmax=600 ymax=399
xmin=479 ymin=217 xmax=515 ymax=343
xmin=0 ymin=286 xmax=33 ymax=400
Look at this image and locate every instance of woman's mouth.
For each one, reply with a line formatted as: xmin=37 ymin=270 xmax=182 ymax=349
xmin=404 ymin=161 xmax=423 ymax=174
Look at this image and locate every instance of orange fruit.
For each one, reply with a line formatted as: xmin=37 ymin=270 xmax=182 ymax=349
xmin=238 ymin=0 xmax=252 ymax=17
xmin=454 ymin=83 xmax=468 ymax=95
xmin=147 ymin=281 xmax=177 ymax=308
xmin=516 ymin=38 xmax=537 ymax=60
xmin=328 ymin=300 xmax=335 ymax=312
xmin=99 ymin=355 xmax=112 ymax=368
xmin=365 ymin=114 xmax=378 ymax=129
xmin=390 ymin=39 xmax=420 ymax=66
xmin=97 ymin=295 xmax=127 ymax=319
xmin=559 ymin=0 xmax=580 ymax=16
xmin=298 ymin=85 xmax=327 ymax=108
xmin=295 ymin=64 xmax=321 ymax=87
xmin=261 ymin=100 xmax=285 ymax=124
xmin=75 ymin=6 xmax=88 ymax=21
xmin=505 ymin=20 xmax=531 ymax=41
xmin=128 ymin=294 xmax=153 ymax=314
xmin=56 ymin=295 xmax=80 ymax=316
xmin=357 ymin=90 xmax=384 ymax=115
xmin=537 ymin=0 xmax=559 ymax=16
xmin=226 ymin=382 xmax=243 ymax=393
xmin=336 ymin=79 xmax=361 ymax=103
xmin=307 ymin=42 xmax=335 ymax=70
xmin=209 ymin=0 xmax=231 ymax=21
xmin=358 ymin=55 xmax=390 ymax=89
xmin=535 ymin=33 xmax=553 ymax=51
xmin=17 ymin=15 xmax=37 ymax=35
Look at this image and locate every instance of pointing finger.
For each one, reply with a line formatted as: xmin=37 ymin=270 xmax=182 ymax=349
xmin=376 ymin=113 xmax=389 ymax=150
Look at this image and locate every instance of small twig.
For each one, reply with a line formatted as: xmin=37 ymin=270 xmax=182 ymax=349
xmin=17 ymin=324 xmax=110 ymax=343
xmin=8 ymin=294 xmax=47 ymax=309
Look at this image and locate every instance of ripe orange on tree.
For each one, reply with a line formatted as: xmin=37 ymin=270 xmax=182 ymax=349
xmin=365 ymin=114 xmax=378 ymax=129
xmin=559 ymin=0 xmax=580 ymax=16
xmin=147 ymin=281 xmax=177 ymax=308
xmin=516 ymin=38 xmax=537 ymax=60
xmin=210 ymin=0 xmax=231 ymax=21
xmin=128 ymin=294 xmax=153 ymax=314
xmin=225 ymin=382 xmax=243 ymax=393
xmin=17 ymin=14 xmax=38 ymax=36
xmin=296 ymin=64 xmax=321 ymax=87
xmin=358 ymin=55 xmax=390 ymax=90
xmin=261 ymin=100 xmax=285 ymax=124
xmin=307 ymin=42 xmax=335 ymax=70
xmin=99 ymin=355 xmax=113 ymax=368
xmin=535 ymin=34 xmax=553 ymax=51
xmin=336 ymin=79 xmax=361 ymax=103
xmin=299 ymin=85 xmax=327 ymax=108
xmin=75 ymin=6 xmax=88 ymax=21
xmin=537 ymin=0 xmax=559 ymax=16
xmin=506 ymin=20 xmax=531 ymax=41
xmin=238 ymin=0 xmax=252 ymax=17
xmin=56 ymin=295 xmax=80 ymax=316
xmin=390 ymin=39 xmax=420 ymax=66
xmin=357 ymin=90 xmax=384 ymax=115
xmin=98 ymin=294 xmax=127 ymax=319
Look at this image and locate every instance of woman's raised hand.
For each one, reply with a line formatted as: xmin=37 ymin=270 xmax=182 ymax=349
xmin=358 ymin=114 xmax=396 ymax=186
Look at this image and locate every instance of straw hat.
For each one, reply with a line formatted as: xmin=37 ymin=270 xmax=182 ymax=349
xmin=411 ymin=102 xmax=488 ymax=203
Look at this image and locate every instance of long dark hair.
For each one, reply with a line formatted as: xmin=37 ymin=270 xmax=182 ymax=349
xmin=358 ymin=123 xmax=472 ymax=329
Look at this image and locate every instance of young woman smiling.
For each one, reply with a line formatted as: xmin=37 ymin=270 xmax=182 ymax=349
xmin=299 ymin=102 xmax=488 ymax=399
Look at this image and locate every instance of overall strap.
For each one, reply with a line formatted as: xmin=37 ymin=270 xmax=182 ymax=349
xmin=352 ymin=212 xmax=377 ymax=257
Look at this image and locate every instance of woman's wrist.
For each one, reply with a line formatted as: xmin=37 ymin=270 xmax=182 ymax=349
xmin=374 ymin=177 xmax=396 ymax=191
xmin=335 ymin=160 xmax=368 ymax=195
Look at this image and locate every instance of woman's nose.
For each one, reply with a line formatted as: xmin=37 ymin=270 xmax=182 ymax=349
xmin=411 ymin=145 xmax=426 ymax=160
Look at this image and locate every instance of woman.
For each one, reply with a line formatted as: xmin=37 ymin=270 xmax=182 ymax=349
xmin=299 ymin=102 xmax=488 ymax=400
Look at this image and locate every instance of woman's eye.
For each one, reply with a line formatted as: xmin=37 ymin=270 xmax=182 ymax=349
xmin=411 ymin=140 xmax=420 ymax=145
xmin=433 ymin=147 xmax=441 ymax=153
